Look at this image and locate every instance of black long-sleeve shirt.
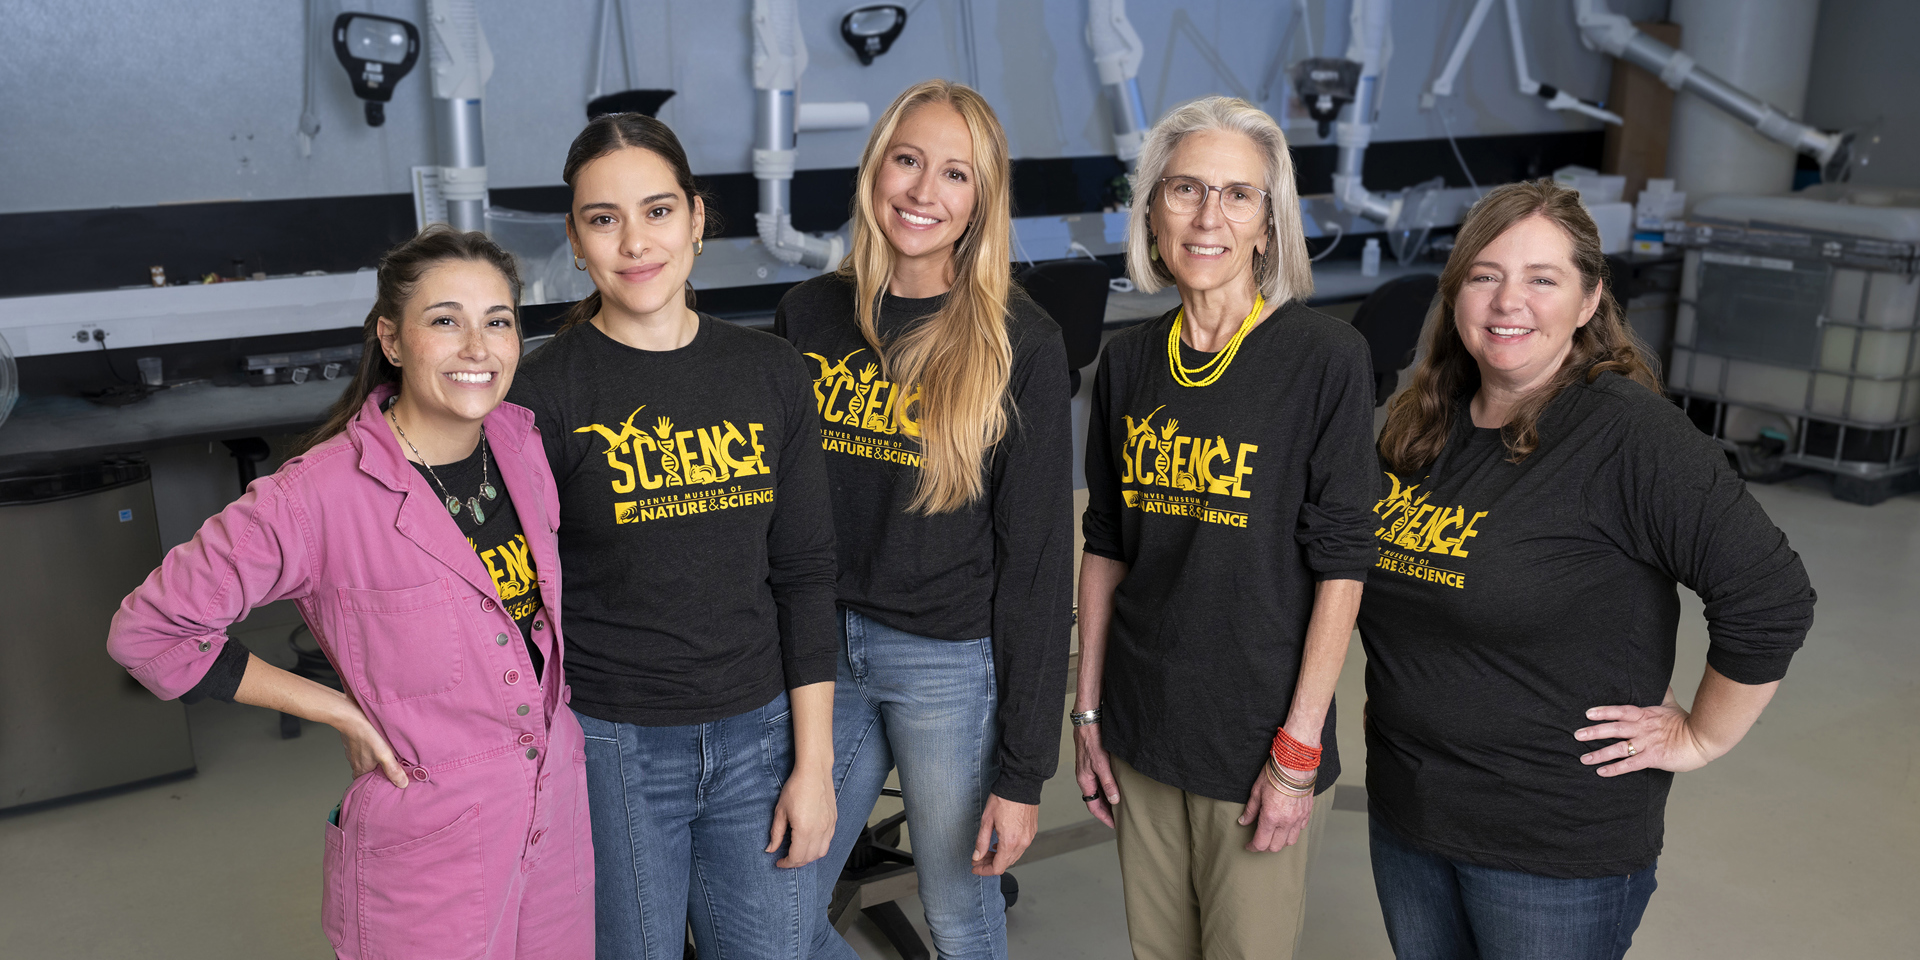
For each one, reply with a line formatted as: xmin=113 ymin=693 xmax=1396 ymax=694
xmin=774 ymin=275 xmax=1075 ymax=805
xmin=507 ymin=315 xmax=839 ymax=726
xmin=1081 ymin=301 xmax=1380 ymax=803
xmin=1357 ymin=371 xmax=1816 ymax=878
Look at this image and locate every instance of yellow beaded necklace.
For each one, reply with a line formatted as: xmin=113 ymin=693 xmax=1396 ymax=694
xmin=1166 ymin=294 xmax=1264 ymax=388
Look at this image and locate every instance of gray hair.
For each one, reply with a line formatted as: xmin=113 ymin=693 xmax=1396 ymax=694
xmin=1125 ymin=96 xmax=1313 ymax=305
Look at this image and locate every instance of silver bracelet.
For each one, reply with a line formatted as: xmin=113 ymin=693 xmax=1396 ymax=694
xmin=1071 ymin=707 xmax=1102 ymax=727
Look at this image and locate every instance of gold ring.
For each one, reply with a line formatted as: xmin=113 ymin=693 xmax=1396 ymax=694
xmin=1625 ymin=742 xmax=1638 ymax=757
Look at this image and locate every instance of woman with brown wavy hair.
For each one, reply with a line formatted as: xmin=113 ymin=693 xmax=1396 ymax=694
xmin=1360 ymin=179 xmax=1815 ymax=959
xmin=774 ymin=79 xmax=1073 ymax=960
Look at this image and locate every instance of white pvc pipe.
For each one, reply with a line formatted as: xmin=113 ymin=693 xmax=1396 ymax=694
xmin=1665 ymin=0 xmax=1822 ymax=200
xmin=750 ymin=0 xmax=840 ymax=269
xmin=797 ymin=102 xmax=872 ymax=132
xmin=1086 ymin=0 xmax=1149 ymax=169
xmin=426 ymin=0 xmax=493 ymax=231
xmin=1333 ymin=0 xmax=1401 ymax=226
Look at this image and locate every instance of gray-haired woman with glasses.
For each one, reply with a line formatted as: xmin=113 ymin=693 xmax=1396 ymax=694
xmin=1075 ymin=95 xmax=1378 ymax=959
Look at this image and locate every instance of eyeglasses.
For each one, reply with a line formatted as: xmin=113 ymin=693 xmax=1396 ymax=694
xmin=1156 ymin=177 xmax=1269 ymax=223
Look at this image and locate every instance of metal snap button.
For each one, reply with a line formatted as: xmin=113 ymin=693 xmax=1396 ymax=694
xmin=198 ymin=641 xmax=212 ymax=652
xmin=516 ymin=704 xmax=530 ymax=716
xmin=525 ymin=747 xmax=538 ymax=760
xmin=495 ymin=633 xmax=510 ymax=646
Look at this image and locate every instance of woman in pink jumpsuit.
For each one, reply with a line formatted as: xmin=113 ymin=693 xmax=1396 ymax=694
xmin=107 ymin=227 xmax=594 ymax=960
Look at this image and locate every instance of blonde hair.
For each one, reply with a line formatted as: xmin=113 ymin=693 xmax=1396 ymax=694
xmin=1378 ymin=179 xmax=1661 ymax=474
xmin=1126 ymin=96 xmax=1313 ymax=304
xmin=841 ymin=79 xmax=1015 ymax=514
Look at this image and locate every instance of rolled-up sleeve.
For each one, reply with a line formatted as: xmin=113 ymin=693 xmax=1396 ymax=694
xmin=1295 ymin=335 xmax=1380 ymax=582
xmin=108 ymin=477 xmax=315 ymax=701
xmin=1080 ymin=350 xmax=1127 ymax=562
xmin=1594 ymin=404 xmax=1816 ymax=684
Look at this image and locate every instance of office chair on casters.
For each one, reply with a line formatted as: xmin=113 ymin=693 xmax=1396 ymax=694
xmin=823 ymin=785 xmax=1021 ymax=960
xmin=677 ymin=784 xmax=1022 ymax=959
xmin=1348 ymin=272 xmax=1441 ymax=407
xmin=1017 ymin=259 xmax=1111 ymax=396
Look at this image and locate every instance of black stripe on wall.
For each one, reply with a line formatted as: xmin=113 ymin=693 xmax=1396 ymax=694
xmin=0 ymin=131 xmax=1601 ymax=299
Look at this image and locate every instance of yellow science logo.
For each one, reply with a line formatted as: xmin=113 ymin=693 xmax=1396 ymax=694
xmin=804 ymin=349 xmax=921 ymax=439
xmin=1115 ymin=405 xmax=1258 ymax=529
xmin=574 ymin=406 xmax=774 ymax=525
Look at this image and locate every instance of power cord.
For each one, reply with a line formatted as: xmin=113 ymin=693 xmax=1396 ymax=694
xmin=1310 ymin=221 xmax=1345 ymax=262
xmin=1437 ymin=105 xmax=1481 ymax=196
xmin=94 ymin=330 xmax=135 ymax=384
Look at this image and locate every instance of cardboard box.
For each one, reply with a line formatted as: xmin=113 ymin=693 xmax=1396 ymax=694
xmin=1601 ymin=21 xmax=1682 ymax=203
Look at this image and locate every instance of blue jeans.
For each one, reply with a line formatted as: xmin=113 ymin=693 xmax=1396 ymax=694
xmin=805 ymin=609 xmax=1006 ymax=960
xmin=1369 ymin=816 xmax=1658 ymax=960
xmin=577 ymin=692 xmax=808 ymax=960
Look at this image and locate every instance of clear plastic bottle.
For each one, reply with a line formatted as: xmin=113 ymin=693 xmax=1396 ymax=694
xmin=1361 ymin=237 xmax=1381 ymax=277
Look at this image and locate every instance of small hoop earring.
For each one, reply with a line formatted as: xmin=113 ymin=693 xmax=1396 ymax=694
xmin=573 ymin=256 xmax=587 ymax=271
xmin=694 ymin=237 xmax=704 ymax=257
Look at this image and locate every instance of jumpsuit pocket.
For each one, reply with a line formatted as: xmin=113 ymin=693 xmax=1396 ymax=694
xmin=321 ymin=820 xmax=349 ymax=952
xmin=569 ymin=751 xmax=594 ymax=894
xmin=359 ymin=804 xmax=486 ymax=960
xmin=339 ymin=580 xmax=464 ymax=704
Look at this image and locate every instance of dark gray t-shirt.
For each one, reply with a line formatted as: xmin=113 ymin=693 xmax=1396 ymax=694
xmin=1082 ymin=301 xmax=1381 ymax=803
xmin=1357 ymin=371 xmax=1815 ymax=877
xmin=507 ymin=314 xmax=839 ymax=727
xmin=774 ymin=274 xmax=1076 ymax=805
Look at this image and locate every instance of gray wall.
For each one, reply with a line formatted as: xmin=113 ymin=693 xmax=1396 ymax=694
xmin=0 ymin=0 xmax=1665 ymax=215
xmin=1803 ymin=0 xmax=1920 ymax=190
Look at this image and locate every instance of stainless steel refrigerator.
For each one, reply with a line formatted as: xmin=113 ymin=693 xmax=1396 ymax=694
xmin=0 ymin=459 xmax=195 ymax=812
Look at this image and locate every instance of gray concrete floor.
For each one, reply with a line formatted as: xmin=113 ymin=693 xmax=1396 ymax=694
xmin=3 ymin=475 xmax=1916 ymax=958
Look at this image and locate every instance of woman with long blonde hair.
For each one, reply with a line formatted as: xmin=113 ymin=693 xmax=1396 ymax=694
xmin=774 ymin=79 xmax=1074 ymax=960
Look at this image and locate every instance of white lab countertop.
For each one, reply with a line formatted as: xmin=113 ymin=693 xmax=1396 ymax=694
xmin=0 ymin=259 xmax=1431 ymax=462
xmin=0 ymin=379 xmax=351 ymax=463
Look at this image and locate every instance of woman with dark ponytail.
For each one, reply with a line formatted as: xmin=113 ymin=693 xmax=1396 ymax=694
xmin=506 ymin=113 xmax=840 ymax=960
xmin=108 ymin=226 xmax=594 ymax=959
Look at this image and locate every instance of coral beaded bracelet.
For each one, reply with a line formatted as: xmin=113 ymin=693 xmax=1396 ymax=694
xmin=1270 ymin=727 xmax=1322 ymax=772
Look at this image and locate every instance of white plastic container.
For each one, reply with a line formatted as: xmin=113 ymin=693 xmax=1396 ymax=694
xmin=1673 ymin=191 xmax=1920 ymax=429
xmin=1589 ymin=202 xmax=1634 ymax=254
xmin=1361 ymin=238 xmax=1381 ymax=277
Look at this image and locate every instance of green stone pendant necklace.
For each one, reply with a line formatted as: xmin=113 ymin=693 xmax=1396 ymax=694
xmin=389 ymin=409 xmax=500 ymax=525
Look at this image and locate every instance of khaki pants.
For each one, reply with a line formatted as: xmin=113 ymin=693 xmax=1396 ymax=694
xmin=1111 ymin=755 xmax=1332 ymax=960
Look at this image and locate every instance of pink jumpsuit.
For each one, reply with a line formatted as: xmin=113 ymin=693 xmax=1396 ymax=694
xmin=108 ymin=386 xmax=593 ymax=960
